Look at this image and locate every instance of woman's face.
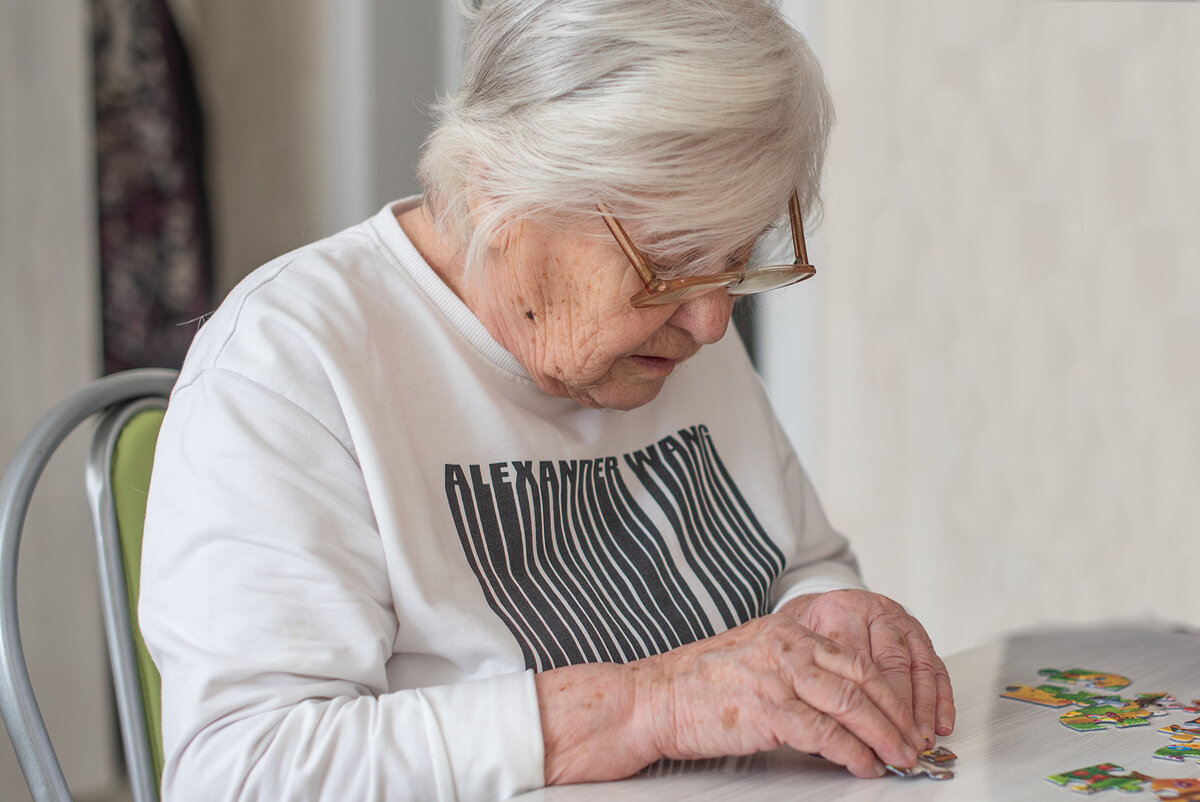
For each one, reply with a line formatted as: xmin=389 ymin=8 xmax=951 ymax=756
xmin=468 ymin=217 xmax=735 ymax=411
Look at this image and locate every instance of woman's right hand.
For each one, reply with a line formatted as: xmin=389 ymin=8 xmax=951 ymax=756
xmin=536 ymin=613 xmax=927 ymax=785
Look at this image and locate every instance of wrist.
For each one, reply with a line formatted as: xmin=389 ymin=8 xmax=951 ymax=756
xmin=537 ymin=661 xmax=664 ymax=785
xmin=628 ymin=653 xmax=674 ymax=764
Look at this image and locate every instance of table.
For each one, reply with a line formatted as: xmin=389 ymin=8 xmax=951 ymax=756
xmin=512 ymin=624 xmax=1200 ymax=801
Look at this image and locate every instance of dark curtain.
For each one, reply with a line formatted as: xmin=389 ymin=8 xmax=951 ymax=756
xmin=91 ymin=0 xmax=213 ymax=373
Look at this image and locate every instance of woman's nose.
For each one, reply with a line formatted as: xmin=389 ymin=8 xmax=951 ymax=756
xmin=668 ymin=289 xmax=734 ymax=344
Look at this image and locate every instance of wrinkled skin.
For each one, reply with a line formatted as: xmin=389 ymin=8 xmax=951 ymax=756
xmin=536 ymin=590 xmax=953 ymax=785
xmin=398 ymin=202 xmax=955 ymax=783
xmin=779 ymin=589 xmax=956 ymax=744
xmin=398 ymin=202 xmax=734 ymax=411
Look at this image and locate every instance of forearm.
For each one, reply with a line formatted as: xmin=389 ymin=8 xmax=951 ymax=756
xmin=161 ymin=672 xmax=545 ymax=801
xmin=535 ymin=661 xmax=666 ymax=785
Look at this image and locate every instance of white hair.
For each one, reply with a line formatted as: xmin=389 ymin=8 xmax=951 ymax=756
xmin=418 ymin=0 xmax=834 ymax=279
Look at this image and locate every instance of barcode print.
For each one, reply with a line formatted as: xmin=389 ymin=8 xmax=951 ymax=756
xmin=444 ymin=424 xmax=785 ymax=671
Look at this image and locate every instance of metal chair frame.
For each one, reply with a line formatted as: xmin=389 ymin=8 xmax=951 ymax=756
xmin=0 ymin=368 xmax=177 ymax=802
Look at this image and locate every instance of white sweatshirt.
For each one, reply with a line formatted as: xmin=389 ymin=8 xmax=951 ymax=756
xmin=140 ymin=197 xmax=864 ymax=801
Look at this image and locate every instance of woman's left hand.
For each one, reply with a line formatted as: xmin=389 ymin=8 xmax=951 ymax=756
xmin=778 ymin=590 xmax=955 ymax=747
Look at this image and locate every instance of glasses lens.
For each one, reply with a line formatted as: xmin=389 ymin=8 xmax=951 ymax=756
xmin=630 ymin=280 xmax=730 ymax=308
xmin=726 ymin=265 xmax=815 ymax=296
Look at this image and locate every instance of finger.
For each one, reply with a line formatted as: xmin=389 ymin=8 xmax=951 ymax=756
xmin=863 ymin=619 xmax=925 ymax=749
xmin=788 ymin=662 xmax=918 ymax=769
xmin=902 ymin=632 xmax=946 ymax=744
xmin=795 ymin=638 xmax=922 ymax=765
xmin=935 ymin=661 xmax=956 ymax=736
xmin=775 ymin=699 xmax=889 ymax=779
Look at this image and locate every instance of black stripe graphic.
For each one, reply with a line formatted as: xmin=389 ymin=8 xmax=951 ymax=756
xmin=444 ymin=424 xmax=784 ymax=671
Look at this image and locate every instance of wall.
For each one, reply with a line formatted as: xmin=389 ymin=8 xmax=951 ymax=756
xmin=764 ymin=0 xmax=1200 ymax=656
xmin=0 ymin=3 xmax=115 ymax=800
xmin=171 ymin=0 xmax=448 ymax=297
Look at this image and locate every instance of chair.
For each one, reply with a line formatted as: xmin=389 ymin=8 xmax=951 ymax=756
xmin=0 ymin=368 xmax=178 ymax=802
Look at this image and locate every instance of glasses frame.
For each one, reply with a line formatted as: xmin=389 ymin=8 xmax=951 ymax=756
xmin=598 ymin=191 xmax=815 ymax=308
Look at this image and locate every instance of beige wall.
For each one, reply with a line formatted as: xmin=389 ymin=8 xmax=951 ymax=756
xmin=172 ymin=0 xmax=445 ymax=298
xmin=0 ymin=3 xmax=114 ymax=800
xmin=792 ymin=0 xmax=1200 ymax=655
xmin=171 ymin=0 xmax=328 ymax=297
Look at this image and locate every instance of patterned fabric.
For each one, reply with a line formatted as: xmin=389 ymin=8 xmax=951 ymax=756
xmin=444 ymin=425 xmax=787 ymax=671
xmin=91 ymin=0 xmax=213 ymax=373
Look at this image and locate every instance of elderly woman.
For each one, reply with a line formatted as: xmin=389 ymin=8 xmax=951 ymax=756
xmin=140 ymin=0 xmax=954 ymax=799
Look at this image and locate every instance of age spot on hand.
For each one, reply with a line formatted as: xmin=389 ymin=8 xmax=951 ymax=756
xmin=720 ymin=705 xmax=739 ymax=731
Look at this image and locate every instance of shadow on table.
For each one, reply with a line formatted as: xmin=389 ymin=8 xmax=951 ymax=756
xmin=637 ymin=748 xmax=844 ymax=781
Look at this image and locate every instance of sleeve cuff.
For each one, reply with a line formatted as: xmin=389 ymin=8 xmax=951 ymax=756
xmin=417 ymin=670 xmax=545 ymax=800
xmin=771 ymin=563 xmax=867 ymax=613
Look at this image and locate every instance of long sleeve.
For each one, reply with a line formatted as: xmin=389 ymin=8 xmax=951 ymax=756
xmin=748 ymin=377 xmax=867 ymax=611
xmin=140 ymin=369 xmax=544 ymax=801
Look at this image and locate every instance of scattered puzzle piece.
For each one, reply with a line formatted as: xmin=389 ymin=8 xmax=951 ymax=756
xmin=1182 ymin=701 xmax=1200 ymax=715
xmin=886 ymin=746 xmax=957 ymax=780
xmin=1002 ymin=684 xmax=1123 ymax=708
xmin=1150 ymin=777 xmax=1200 ymax=801
xmin=1047 ymin=762 xmax=1151 ymax=794
xmin=1136 ymin=694 xmax=1181 ymax=712
xmin=1156 ymin=744 xmax=1200 ymax=765
xmin=1061 ymin=699 xmax=1171 ymax=733
xmin=1040 ymin=669 xmax=1133 ymax=692
xmin=1160 ymin=727 xmax=1200 ymax=744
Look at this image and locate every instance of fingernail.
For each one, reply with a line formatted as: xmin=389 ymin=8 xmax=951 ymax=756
xmin=873 ymin=760 xmax=888 ymax=777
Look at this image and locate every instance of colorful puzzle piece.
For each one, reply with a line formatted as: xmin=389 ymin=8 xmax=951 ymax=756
xmin=1047 ymin=762 xmax=1151 ymax=794
xmin=1002 ymin=683 xmax=1125 ymax=708
xmin=1150 ymin=777 xmax=1200 ymax=801
xmin=1061 ymin=698 xmax=1171 ymax=733
xmin=1155 ymin=744 xmax=1200 ymax=765
xmin=1040 ymin=669 xmax=1133 ymax=692
xmin=886 ymin=746 xmax=957 ymax=780
xmin=1182 ymin=701 xmax=1200 ymax=715
xmin=1160 ymin=726 xmax=1200 ymax=744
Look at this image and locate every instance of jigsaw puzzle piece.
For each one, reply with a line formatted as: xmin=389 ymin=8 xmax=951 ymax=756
xmin=1149 ymin=777 xmax=1200 ymax=801
xmin=1002 ymin=684 xmax=1122 ymax=708
xmin=1060 ymin=699 xmax=1170 ymax=733
xmin=1046 ymin=762 xmax=1151 ymax=794
xmin=885 ymin=746 xmax=957 ymax=780
xmin=1134 ymin=694 xmax=1180 ymax=712
xmin=1181 ymin=701 xmax=1200 ymax=715
xmin=1155 ymin=695 xmax=1186 ymax=712
xmin=1155 ymin=744 xmax=1200 ymax=765
xmin=1038 ymin=669 xmax=1132 ymax=692
xmin=1160 ymin=726 xmax=1200 ymax=744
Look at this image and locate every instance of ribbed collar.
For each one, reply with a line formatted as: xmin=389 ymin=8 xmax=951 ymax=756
xmin=368 ymin=197 xmax=531 ymax=382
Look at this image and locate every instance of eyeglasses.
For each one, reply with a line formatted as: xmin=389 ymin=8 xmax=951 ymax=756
xmin=598 ymin=191 xmax=815 ymax=308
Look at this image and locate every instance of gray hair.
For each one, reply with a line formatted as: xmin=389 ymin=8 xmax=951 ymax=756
xmin=418 ymin=0 xmax=834 ymax=279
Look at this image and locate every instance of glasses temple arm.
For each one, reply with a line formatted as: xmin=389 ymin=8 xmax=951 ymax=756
xmin=788 ymin=192 xmax=810 ymax=266
xmin=597 ymin=202 xmax=659 ymax=288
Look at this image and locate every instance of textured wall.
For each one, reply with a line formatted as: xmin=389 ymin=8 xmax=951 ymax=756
xmin=0 ymin=3 xmax=114 ymax=800
xmin=801 ymin=0 xmax=1200 ymax=655
xmin=172 ymin=0 xmax=446 ymax=298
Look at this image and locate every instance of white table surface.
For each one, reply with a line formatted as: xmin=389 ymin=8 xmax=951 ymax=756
xmin=512 ymin=624 xmax=1200 ymax=801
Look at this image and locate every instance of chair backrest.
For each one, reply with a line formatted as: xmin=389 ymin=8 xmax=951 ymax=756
xmin=88 ymin=397 xmax=169 ymax=798
xmin=0 ymin=368 xmax=177 ymax=802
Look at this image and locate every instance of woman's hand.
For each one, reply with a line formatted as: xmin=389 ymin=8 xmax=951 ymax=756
xmin=536 ymin=613 xmax=928 ymax=785
xmin=778 ymin=590 xmax=956 ymax=747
